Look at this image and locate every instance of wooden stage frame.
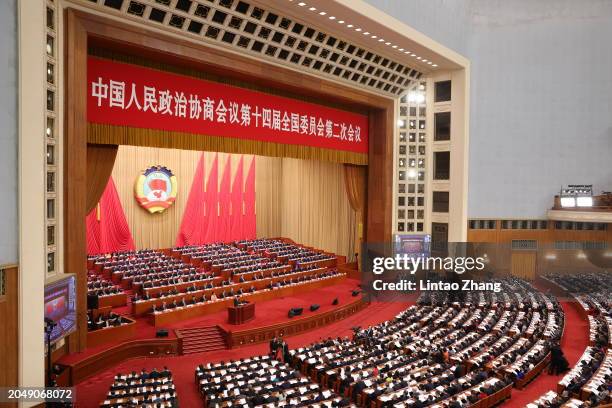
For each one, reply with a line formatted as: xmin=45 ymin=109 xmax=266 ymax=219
xmin=64 ymin=8 xmax=393 ymax=353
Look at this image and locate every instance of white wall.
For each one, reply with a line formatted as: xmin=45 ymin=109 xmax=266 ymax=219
xmin=366 ymin=0 xmax=612 ymax=218
xmin=0 ymin=0 xmax=18 ymax=264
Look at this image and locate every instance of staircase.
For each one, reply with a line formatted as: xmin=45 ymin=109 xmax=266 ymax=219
xmin=176 ymin=326 xmax=228 ymax=355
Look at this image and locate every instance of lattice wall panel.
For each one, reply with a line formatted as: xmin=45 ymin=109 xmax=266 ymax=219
xmin=78 ymin=0 xmax=423 ymax=97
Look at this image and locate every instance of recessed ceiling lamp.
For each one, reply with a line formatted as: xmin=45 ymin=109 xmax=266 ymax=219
xmin=329 ymin=16 xmax=335 ymax=20
xmin=308 ymin=6 xmax=316 ymax=10
xmin=297 ymin=2 xmax=306 ymax=6
xmin=355 ymin=28 xmax=362 ymax=32
xmin=319 ymin=11 xmax=326 ymax=15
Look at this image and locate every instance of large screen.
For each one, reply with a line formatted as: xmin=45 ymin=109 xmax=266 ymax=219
xmin=394 ymin=234 xmax=431 ymax=258
xmin=44 ymin=275 xmax=77 ymax=344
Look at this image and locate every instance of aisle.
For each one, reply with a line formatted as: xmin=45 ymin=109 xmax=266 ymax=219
xmin=507 ymin=301 xmax=589 ymax=406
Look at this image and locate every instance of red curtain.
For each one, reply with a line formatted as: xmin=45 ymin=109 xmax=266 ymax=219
xmin=218 ymin=158 xmax=232 ymax=243
xmin=244 ymin=158 xmax=256 ymax=239
xmin=229 ymin=156 xmax=244 ymax=241
xmin=175 ymin=153 xmax=206 ymax=246
xmin=86 ymin=177 xmax=135 ymax=254
xmin=203 ymin=154 xmax=220 ymax=243
xmin=177 ymin=153 xmax=256 ymax=245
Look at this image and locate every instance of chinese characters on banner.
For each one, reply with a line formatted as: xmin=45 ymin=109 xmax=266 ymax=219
xmin=87 ymin=57 xmax=369 ymax=154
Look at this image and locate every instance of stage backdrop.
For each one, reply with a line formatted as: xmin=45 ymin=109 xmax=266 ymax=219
xmin=111 ymin=146 xmax=356 ymax=258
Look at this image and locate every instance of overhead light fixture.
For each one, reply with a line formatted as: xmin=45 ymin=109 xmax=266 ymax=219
xmin=432 ymin=64 xmax=438 ymax=67
xmin=346 ymin=24 xmax=353 ymax=28
xmin=371 ymin=35 xmax=377 ymax=38
xmin=319 ymin=11 xmax=326 ymax=15
xmin=355 ymin=28 xmax=362 ymax=32
xmin=308 ymin=6 xmax=316 ymax=10
xmin=561 ymin=184 xmax=593 ymax=208
xmin=329 ymin=16 xmax=336 ymax=20
xmin=298 ymin=2 xmax=306 ymax=6
xmin=363 ymin=32 xmax=370 ymax=35
xmin=338 ymin=20 xmax=344 ymax=24
xmin=560 ymin=197 xmax=576 ymax=207
xmin=385 ymin=42 xmax=391 ymax=45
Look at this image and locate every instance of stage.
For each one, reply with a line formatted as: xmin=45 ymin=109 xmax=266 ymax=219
xmin=58 ymin=278 xmax=364 ymax=366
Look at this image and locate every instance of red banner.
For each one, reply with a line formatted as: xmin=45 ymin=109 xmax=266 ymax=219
xmin=87 ymin=57 xmax=368 ymax=154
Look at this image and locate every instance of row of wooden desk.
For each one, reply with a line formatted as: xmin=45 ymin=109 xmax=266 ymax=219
xmin=87 ymin=317 xmax=137 ymax=348
xmin=152 ymin=273 xmax=346 ymax=326
xmin=97 ymin=292 xmax=127 ymax=308
xmin=132 ymin=267 xmax=327 ymax=316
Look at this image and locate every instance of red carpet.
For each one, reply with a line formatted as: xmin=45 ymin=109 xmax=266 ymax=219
xmin=506 ymin=301 xmax=589 ymax=406
xmin=73 ymin=298 xmax=412 ymax=407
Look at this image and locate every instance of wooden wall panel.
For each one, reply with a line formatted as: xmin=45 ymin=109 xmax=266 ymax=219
xmin=0 ymin=265 xmax=18 ymax=388
xmin=511 ymin=252 xmax=537 ymax=280
xmin=468 ymin=223 xmax=610 ymax=244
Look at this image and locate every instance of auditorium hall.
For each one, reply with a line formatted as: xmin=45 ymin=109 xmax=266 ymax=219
xmin=1 ymin=0 xmax=611 ymax=407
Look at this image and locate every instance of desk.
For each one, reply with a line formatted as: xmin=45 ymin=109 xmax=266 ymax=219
xmin=228 ymin=303 xmax=255 ymax=324
xmin=152 ymin=273 xmax=345 ymax=326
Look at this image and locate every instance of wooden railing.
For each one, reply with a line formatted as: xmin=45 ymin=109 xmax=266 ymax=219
xmin=226 ymin=297 xmax=368 ymax=348
xmin=59 ymin=338 xmax=179 ymax=385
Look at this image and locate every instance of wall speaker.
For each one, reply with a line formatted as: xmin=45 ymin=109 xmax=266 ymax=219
xmin=156 ymin=329 xmax=169 ymax=338
xmin=310 ymin=304 xmax=320 ymax=312
xmin=332 ymin=298 xmax=339 ymax=305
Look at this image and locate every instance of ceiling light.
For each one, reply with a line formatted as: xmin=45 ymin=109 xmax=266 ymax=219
xmin=422 ymin=59 xmax=428 ymax=62
xmin=355 ymin=28 xmax=362 ymax=32
xmin=371 ymin=35 xmax=377 ymax=38
xmin=308 ymin=6 xmax=316 ymax=10
xmin=392 ymin=45 xmax=398 ymax=48
xmin=298 ymin=2 xmax=306 ymax=6
xmin=427 ymin=62 xmax=433 ymax=65
xmin=399 ymin=48 xmax=404 ymax=51
xmin=432 ymin=64 xmax=438 ymax=67
xmin=363 ymin=32 xmax=369 ymax=35
xmin=329 ymin=16 xmax=336 ymax=20
xmin=411 ymin=54 xmax=416 ymax=57
xmin=319 ymin=11 xmax=326 ymax=15
xmin=338 ymin=20 xmax=344 ymax=24
xmin=385 ymin=42 xmax=391 ymax=45
xmin=346 ymin=24 xmax=353 ymax=28
xmin=378 ymin=39 xmax=384 ymax=42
